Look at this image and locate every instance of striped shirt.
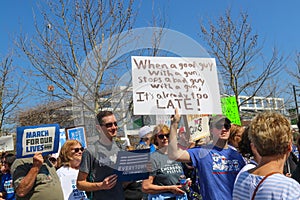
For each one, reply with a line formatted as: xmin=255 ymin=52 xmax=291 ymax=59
xmin=233 ymin=171 xmax=300 ymax=200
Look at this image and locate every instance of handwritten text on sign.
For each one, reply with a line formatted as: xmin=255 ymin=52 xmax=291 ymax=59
xmin=132 ymin=56 xmax=222 ymax=115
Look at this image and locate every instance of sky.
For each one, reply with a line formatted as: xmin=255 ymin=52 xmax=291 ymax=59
xmin=1 ymin=1 xmax=299 ymax=56
xmin=1 ymin=0 xmax=300 ymax=104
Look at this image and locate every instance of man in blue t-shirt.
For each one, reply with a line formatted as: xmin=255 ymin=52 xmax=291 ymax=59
xmin=0 ymin=153 xmax=16 ymax=200
xmin=168 ymin=109 xmax=245 ymax=200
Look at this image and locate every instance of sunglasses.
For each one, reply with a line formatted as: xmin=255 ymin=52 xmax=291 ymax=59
xmin=215 ymin=123 xmax=231 ymax=130
xmin=72 ymin=147 xmax=85 ymax=153
xmin=101 ymin=122 xmax=118 ymax=128
xmin=157 ymin=134 xmax=170 ymax=139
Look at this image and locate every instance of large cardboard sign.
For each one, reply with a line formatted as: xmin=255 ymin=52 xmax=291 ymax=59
xmin=132 ymin=56 xmax=222 ymax=115
xmin=0 ymin=136 xmax=14 ymax=151
xmin=221 ymin=96 xmax=241 ymax=125
xmin=16 ymin=124 xmax=60 ymax=158
xmin=65 ymin=126 xmax=87 ymax=148
xmin=115 ymin=149 xmax=150 ymax=181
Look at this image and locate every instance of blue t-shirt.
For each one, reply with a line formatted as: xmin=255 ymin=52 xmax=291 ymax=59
xmin=187 ymin=145 xmax=245 ymax=200
xmin=139 ymin=141 xmax=156 ymax=153
xmin=0 ymin=173 xmax=15 ymax=200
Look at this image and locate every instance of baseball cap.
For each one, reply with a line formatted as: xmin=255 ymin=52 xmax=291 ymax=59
xmin=209 ymin=115 xmax=231 ymax=125
xmin=139 ymin=126 xmax=152 ymax=138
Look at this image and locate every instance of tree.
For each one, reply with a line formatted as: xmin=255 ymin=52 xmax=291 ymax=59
xmin=288 ymin=52 xmax=300 ymax=81
xmin=18 ymin=100 xmax=74 ymax=128
xmin=17 ymin=0 xmax=138 ymax=135
xmin=200 ymin=9 xmax=286 ymax=110
xmin=0 ymin=53 xmax=25 ymax=135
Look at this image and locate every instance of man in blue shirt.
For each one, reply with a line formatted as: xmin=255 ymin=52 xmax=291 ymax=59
xmin=168 ymin=109 xmax=245 ymax=200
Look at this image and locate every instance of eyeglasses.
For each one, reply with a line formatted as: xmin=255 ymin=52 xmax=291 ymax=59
xmin=101 ymin=122 xmax=118 ymax=128
xmin=72 ymin=147 xmax=85 ymax=153
xmin=157 ymin=134 xmax=170 ymax=139
xmin=215 ymin=123 xmax=231 ymax=130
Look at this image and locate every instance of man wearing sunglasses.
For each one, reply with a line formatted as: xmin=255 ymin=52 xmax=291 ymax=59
xmin=77 ymin=110 xmax=125 ymax=200
xmin=168 ymin=108 xmax=245 ymax=200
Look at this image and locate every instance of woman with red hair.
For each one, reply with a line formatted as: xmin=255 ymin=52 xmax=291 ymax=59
xmin=57 ymin=140 xmax=88 ymax=200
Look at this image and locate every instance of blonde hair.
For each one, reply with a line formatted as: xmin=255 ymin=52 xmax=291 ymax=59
xmin=228 ymin=124 xmax=244 ymax=146
xmin=249 ymin=112 xmax=292 ymax=156
xmin=153 ymin=124 xmax=170 ymax=146
xmin=57 ymin=140 xmax=82 ymax=168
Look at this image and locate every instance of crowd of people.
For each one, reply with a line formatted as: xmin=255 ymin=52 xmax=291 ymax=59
xmin=1 ymin=109 xmax=300 ymax=199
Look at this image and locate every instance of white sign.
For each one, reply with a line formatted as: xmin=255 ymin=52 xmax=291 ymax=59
xmin=186 ymin=115 xmax=210 ymax=142
xmin=155 ymin=115 xmax=171 ymax=127
xmin=0 ymin=135 xmax=14 ymax=151
xmin=132 ymin=56 xmax=222 ymax=115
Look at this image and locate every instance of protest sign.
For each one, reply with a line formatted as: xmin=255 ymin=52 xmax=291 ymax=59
xmin=115 ymin=149 xmax=150 ymax=181
xmin=59 ymin=128 xmax=67 ymax=148
xmin=16 ymin=124 xmax=60 ymax=158
xmin=182 ymin=115 xmax=210 ymax=142
xmin=155 ymin=115 xmax=171 ymax=127
xmin=65 ymin=126 xmax=87 ymax=148
xmin=0 ymin=135 xmax=14 ymax=151
xmin=221 ymin=96 xmax=241 ymax=125
xmin=132 ymin=56 xmax=222 ymax=115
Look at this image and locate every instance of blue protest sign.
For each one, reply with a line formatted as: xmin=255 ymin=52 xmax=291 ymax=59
xmin=65 ymin=126 xmax=87 ymax=148
xmin=115 ymin=148 xmax=150 ymax=181
xmin=16 ymin=124 xmax=60 ymax=158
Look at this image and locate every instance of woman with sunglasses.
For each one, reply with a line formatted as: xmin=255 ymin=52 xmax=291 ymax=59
xmin=142 ymin=124 xmax=188 ymax=200
xmin=56 ymin=140 xmax=88 ymax=200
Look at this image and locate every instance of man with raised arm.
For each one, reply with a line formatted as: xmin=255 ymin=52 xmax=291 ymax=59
xmin=168 ymin=108 xmax=245 ymax=200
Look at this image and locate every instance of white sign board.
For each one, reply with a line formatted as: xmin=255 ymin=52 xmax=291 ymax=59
xmin=186 ymin=115 xmax=210 ymax=142
xmin=132 ymin=56 xmax=222 ymax=115
xmin=0 ymin=135 xmax=14 ymax=151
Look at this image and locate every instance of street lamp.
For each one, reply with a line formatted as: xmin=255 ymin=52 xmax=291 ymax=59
xmin=293 ymin=85 xmax=300 ymax=118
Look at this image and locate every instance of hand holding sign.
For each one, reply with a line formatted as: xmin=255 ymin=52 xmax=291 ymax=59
xmin=171 ymin=108 xmax=181 ymax=124
xmin=32 ymin=152 xmax=44 ymax=168
xmin=100 ymin=174 xmax=118 ymax=190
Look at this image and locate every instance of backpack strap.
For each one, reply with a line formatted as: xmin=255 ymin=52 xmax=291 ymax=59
xmin=251 ymin=172 xmax=281 ymax=200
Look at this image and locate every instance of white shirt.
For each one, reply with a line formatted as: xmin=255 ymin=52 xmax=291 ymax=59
xmin=56 ymin=166 xmax=88 ymax=200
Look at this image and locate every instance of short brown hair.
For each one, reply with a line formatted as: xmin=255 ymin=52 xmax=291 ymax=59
xmin=96 ymin=110 xmax=114 ymax=125
xmin=249 ymin=112 xmax=292 ymax=156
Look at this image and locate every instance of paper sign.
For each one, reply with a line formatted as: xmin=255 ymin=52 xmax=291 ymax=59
xmin=221 ymin=96 xmax=241 ymax=125
xmin=65 ymin=126 xmax=87 ymax=148
xmin=115 ymin=149 xmax=150 ymax=181
xmin=184 ymin=115 xmax=210 ymax=142
xmin=16 ymin=124 xmax=60 ymax=158
xmin=0 ymin=136 xmax=14 ymax=151
xmin=132 ymin=56 xmax=222 ymax=115
xmin=155 ymin=115 xmax=171 ymax=127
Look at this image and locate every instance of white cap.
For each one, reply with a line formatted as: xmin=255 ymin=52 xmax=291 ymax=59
xmin=139 ymin=126 xmax=152 ymax=138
